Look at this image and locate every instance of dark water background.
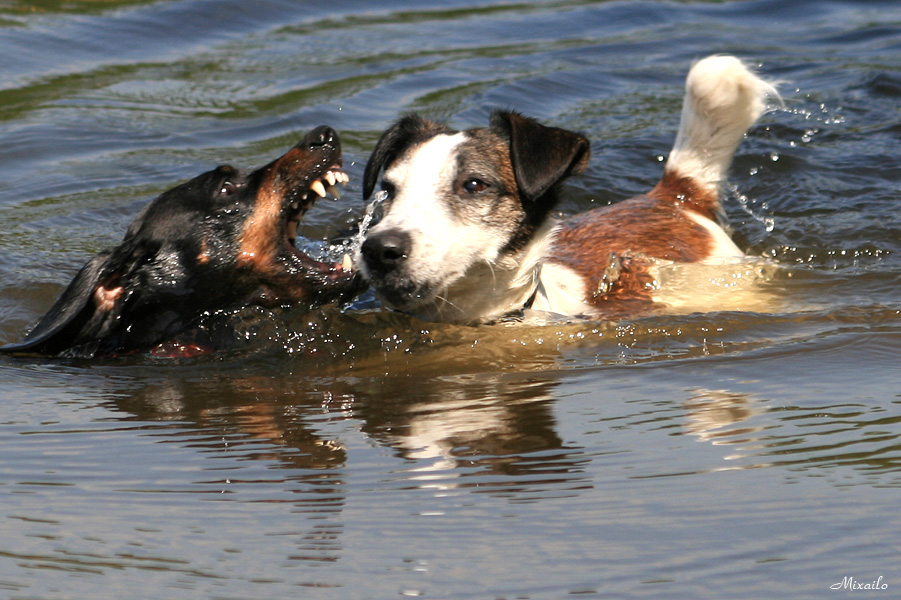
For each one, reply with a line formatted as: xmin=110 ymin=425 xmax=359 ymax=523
xmin=1 ymin=1 xmax=899 ymax=598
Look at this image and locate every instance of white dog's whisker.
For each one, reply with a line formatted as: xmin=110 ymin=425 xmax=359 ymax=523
xmin=434 ymin=293 xmax=464 ymax=316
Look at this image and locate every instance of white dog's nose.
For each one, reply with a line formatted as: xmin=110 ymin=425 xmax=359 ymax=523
xmin=361 ymin=229 xmax=411 ymax=274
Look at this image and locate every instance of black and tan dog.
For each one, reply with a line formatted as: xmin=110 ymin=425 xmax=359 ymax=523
xmin=357 ymin=55 xmax=780 ymax=322
xmin=1 ymin=126 xmax=361 ymax=358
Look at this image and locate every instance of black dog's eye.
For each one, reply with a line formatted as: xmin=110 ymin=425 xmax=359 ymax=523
xmin=218 ymin=181 xmax=238 ymax=198
xmin=462 ymin=178 xmax=489 ymax=194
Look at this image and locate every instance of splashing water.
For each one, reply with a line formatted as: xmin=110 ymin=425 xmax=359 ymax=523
xmin=780 ymin=100 xmax=845 ymax=148
xmin=339 ymin=189 xmax=388 ymax=259
xmin=729 ymin=184 xmax=775 ymax=233
xmin=294 ymin=190 xmax=388 ymax=267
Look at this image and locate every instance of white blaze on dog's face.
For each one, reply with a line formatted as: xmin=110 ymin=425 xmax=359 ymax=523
xmin=361 ymin=131 xmax=527 ymax=313
xmin=358 ymin=112 xmax=590 ymax=322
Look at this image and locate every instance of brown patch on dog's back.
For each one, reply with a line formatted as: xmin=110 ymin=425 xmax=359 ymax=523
xmin=649 ymin=170 xmax=720 ymax=222
xmin=550 ymin=192 xmax=716 ymax=307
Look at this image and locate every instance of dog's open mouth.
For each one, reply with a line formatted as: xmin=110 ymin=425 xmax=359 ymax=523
xmin=256 ymin=126 xmax=364 ymax=305
xmin=284 ymin=166 xmax=351 ymax=269
xmin=238 ymin=126 xmax=363 ymax=304
xmin=279 ymin=163 xmax=357 ymax=285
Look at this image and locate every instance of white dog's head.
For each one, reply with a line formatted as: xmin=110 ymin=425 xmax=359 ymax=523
xmin=356 ymin=110 xmax=589 ymax=322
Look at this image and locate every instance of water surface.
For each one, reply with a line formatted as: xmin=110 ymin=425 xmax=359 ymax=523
xmin=1 ymin=1 xmax=899 ymax=598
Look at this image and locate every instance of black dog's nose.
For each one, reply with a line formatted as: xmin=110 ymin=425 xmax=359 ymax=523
xmin=361 ymin=230 xmax=411 ymax=273
xmin=301 ymin=126 xmax=338 ymax=149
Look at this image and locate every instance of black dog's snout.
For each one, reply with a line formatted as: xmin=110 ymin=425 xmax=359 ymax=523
xmin=361 ymin=230 xmax=411 ymax=273
xmin=302 ymin=126 xmax=338 ymax=149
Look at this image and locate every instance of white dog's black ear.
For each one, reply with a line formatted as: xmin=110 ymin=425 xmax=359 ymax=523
xmin=490 ymin=110 xmax=590 ymax=204
xmin=362 ymin=114 xmax=450 ymax=200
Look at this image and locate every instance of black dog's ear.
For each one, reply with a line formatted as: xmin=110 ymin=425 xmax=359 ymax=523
xmin=0 ymin=253 xmax=126 ymax=357
xmin=490 ymin=110 xmax=590 ymax=204
xmin=362 ymin=113 xmax=450 ymax=199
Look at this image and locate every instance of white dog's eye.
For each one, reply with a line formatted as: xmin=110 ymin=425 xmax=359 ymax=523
xmin=462 ymin=178 xmax=489 ymax=194
xmin=380 ymin=180 xmax=396 ymax=199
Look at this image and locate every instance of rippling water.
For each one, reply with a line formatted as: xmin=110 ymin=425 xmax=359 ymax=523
xmin=1 ymin=1 xmax=899 ymax=598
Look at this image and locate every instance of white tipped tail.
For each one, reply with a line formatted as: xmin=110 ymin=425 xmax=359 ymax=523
xmin=665 ymin=55 xmax=780 ymax=193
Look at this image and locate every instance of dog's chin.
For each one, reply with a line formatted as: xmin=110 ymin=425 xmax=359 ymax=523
xmin=369 ymin=276 xmax=441 ymax=315
xmin=374 ymin=285 xmax=431 ymax=313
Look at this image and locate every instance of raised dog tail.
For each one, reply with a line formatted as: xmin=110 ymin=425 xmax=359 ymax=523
xmin=663 ymin=55 xmax=779 ymax=204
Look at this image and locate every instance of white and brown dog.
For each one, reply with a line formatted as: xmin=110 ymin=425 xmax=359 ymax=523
xmin=356 ymin=55 xmax=780 ymax=323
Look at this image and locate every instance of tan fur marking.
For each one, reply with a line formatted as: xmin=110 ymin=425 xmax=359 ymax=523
xmin=197 ymin=237 xmax=211 ymax=264
xmin=93 ymin=285 xmax=124 ymax=312
xmin=237 ymin=154 xmax=292 ymax=270
xmin=496 ymin=148 xmax=519 ymax=202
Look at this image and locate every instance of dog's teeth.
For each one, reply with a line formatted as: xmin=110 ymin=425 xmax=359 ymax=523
xmin=287 ymin=220 xmax=299 ymax=241
xmin=311 ymin=180 xmax=327 ymax=198
xmin=342 ymin=253 xmax=353 ymax=270
xmin=290 ymin=201 xmax=299 ymax=211
xmin=324 ymin=171 xmax=337 ymax=186
xmin=326 ymin=185 xmax=341 ymax=200
xmin=340 ymin=172 xmax=350 ymax=184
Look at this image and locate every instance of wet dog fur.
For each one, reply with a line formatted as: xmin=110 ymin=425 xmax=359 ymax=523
xmin=357 ymin=55 xmax=780 ymax=323
xmin=2 ymin=126 xmax=362 ymax=358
